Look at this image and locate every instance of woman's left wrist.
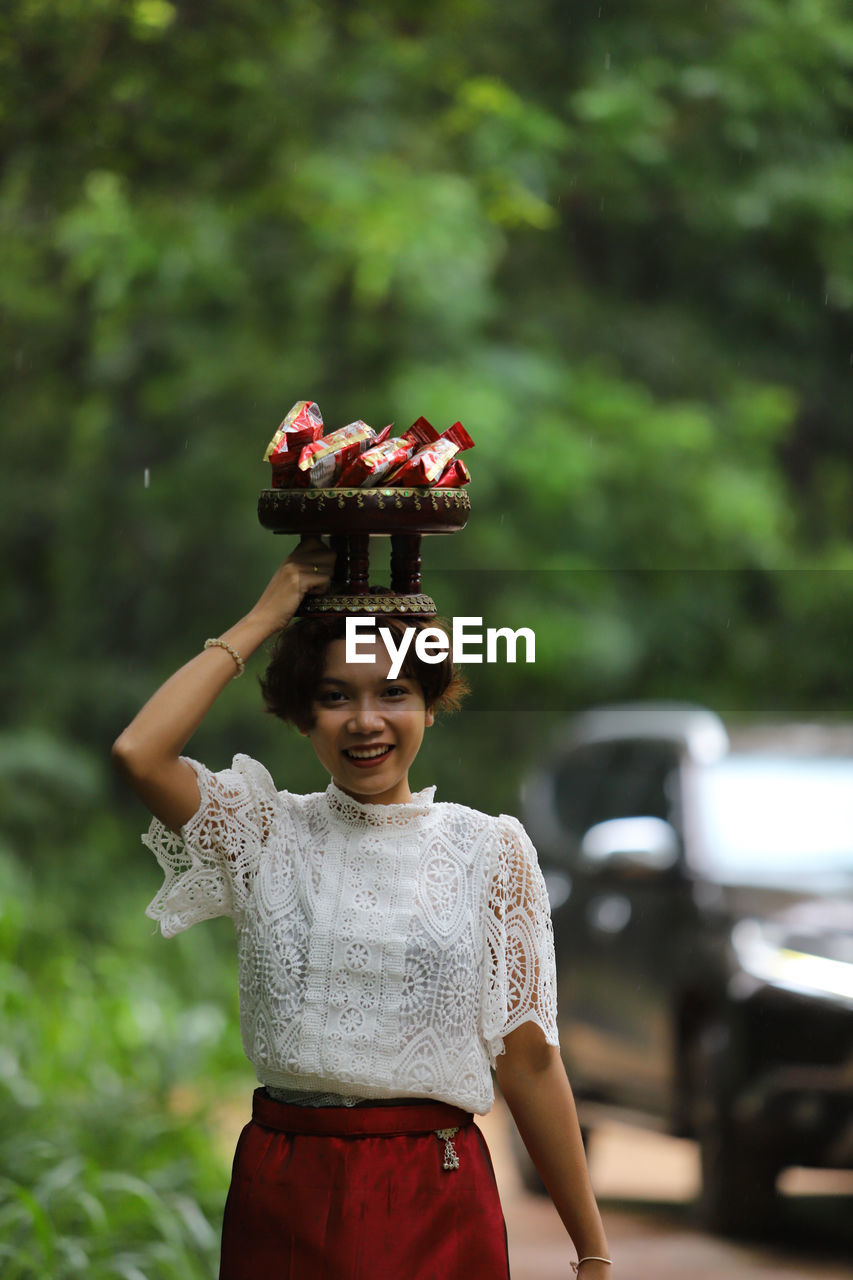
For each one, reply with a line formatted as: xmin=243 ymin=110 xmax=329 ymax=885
xmin=571 ymin=1252 xmax=612 ymax=1275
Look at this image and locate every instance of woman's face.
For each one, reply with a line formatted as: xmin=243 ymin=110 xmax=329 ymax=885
xmin=304 ymin=636 xmax=434 ymax=805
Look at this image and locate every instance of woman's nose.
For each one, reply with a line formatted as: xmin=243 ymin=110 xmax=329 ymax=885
xmin=348 ymin=697 xmax=384 ymax=733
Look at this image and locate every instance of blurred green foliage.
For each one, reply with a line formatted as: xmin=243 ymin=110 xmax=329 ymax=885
xmin=3 ymin=0 xmax=853 ymax=1268
xmin=4 ymin=0 xmax=853 ymax=751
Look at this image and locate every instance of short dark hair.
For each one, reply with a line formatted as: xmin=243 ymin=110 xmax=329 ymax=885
xmin=259 ymin=614 xmax=468 ymax=730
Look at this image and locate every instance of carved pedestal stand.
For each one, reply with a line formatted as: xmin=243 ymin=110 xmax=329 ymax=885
xmin=257 ymin=487 xmax=470 ymax=618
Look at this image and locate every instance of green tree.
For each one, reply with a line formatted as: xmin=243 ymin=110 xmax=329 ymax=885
xmin=2 ymin=0 xmax=853 ymax=794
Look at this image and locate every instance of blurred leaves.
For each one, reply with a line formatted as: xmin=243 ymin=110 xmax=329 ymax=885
xmin=0 ymin=832 xmax=246 ymax=1274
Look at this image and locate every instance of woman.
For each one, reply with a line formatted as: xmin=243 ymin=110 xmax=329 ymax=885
xmin=112 ymin=537 xmax=612 ymax=1279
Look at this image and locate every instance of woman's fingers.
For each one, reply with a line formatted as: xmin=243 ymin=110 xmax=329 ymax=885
xmin=291 ymin=537 xmax=336 ymax=595
xmin=249 ymin=539 xmax=335 ymax=629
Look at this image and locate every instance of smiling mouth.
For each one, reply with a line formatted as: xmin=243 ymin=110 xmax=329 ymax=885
xmin=343 ymin=745 xmax=393 ymax=763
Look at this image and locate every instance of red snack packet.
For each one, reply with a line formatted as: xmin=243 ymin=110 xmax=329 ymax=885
xmin=387 ymin=421 xmax=474 ymax=486
xmin=432 ymin=457 xmax=471 ymax=488
xmin=405 ymin=416 xmax=441 ymax=446
xmin=338 ymin=437 xmax=409 ymax=488
xmin=298 ymin=420 xmax=377 ymax=487
xmin=263 ymin=400 xmax=323 ymax=488
xmin=337 ymin=418 xmax=437 ymax=488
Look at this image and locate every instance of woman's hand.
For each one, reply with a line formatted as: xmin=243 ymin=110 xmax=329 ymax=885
xmin=247 ymin=537 xmax=336 ymax=634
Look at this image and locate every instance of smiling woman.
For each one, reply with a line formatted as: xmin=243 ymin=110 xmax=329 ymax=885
xmin=111 ymin=538 xmax=611 ymax=1280
xmin=304 ymin=646 xmax=433 ymax=807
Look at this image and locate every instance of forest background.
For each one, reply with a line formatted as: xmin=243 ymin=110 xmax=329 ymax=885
xmin=2 ymin=1 xmax=853 ymax=1274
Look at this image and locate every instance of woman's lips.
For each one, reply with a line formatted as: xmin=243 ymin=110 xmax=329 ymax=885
xmin=343 ymin=745 xmax=394 ymax=768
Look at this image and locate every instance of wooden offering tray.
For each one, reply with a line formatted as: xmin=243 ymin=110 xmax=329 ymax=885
xmin=257 ymin=487 xmax=470 ymax=617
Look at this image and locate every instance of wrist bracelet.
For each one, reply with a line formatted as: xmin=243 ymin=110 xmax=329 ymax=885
xmin=571 ymin=1259 xmax=612 ymax=1274
xmin=204 ymin=637 xmax=246 ymax=677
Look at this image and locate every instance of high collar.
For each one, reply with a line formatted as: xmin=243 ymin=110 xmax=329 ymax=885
xmin=325 ymin=778 xmax=436 ymax=827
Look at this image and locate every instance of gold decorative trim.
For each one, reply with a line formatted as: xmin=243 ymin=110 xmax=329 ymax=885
xmin=260 ymin=487 xmax=470 ymax=513
xmin=257 ymin=486 xmax=470 ymax=538
xmin=296 ymin=592 xmax=437 ymax=618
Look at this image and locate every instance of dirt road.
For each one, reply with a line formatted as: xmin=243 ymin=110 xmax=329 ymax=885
xmin=478 ymin=1103 xmax=853 ymax=1280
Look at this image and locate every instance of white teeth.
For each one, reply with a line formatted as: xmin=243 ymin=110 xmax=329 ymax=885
xmin=346 ymin=746 xmax=390 ymax=759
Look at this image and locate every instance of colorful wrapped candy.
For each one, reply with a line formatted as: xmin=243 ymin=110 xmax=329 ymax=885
xmin=338 ymin=418 xmax=438 ymax=488
xmin=263 ymin=401 xmax=324 ymax=488
xmin=432 ymin=457 xmax=471 ymax=488
xmin=264 ymin=403 xmax=474 ymax=490
xmin=298 ymin=420 xmax=378 ymax=488
xmin=386 ymin=421 xmax=474 ymax=486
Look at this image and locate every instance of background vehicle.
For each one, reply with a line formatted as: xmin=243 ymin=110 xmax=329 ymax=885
xmin=520 ymin=703 xmax=853 ymax=1234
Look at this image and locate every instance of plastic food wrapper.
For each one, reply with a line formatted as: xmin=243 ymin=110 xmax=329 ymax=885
xmin=298 ymin=420 xmax=378 ymax=488
xmin=264 ymin=401 xmax=323 ymax=488
xmin=432 ymin=457 xmax=471 ymax=488
xmin=387 ymin=421 xmax=474 ymax=486
xmin=337 ymin=418 xmax=437 ymax=488
xmin=404 ymin=416 xmax=441 ymax=445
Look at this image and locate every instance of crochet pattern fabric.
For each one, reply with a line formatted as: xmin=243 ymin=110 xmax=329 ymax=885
xmin=143 ymin=755 xmax=558 ymax=1114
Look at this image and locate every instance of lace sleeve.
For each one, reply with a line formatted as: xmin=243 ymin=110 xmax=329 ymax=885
xmin=143 ymin=754 xmax=279 ymax=938
xmin=481 ymin=815 xmax=559 ymax=1064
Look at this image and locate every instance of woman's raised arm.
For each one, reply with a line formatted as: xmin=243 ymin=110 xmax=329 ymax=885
xmin=111 ymin=537 xmax=334 ymax=831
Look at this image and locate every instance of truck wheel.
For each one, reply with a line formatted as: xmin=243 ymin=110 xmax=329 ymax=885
xmin=696 ymin=1111 xmax=779 ymax=1235
xmin=688 ymin=1026 xmax=779 ymax=1236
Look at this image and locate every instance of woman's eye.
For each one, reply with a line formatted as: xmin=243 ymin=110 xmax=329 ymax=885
xmin=384 ymin=685 xmax=409 ymax=698
xmin=317 ymin=689 xmax=347 ymax=704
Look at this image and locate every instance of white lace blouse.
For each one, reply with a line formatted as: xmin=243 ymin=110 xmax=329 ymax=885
xmin=143 ymin=755 xmax=559 ymax=1114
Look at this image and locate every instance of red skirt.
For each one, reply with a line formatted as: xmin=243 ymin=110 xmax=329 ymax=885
xmin=219 ymin=1088 xmax=509 ymax=1279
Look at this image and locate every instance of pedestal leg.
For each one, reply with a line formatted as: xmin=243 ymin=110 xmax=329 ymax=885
xmin=347 ymin=533 xmax=370 ymax=595
xmin=330 ymin=534 xmax=348 ymax=590
xmin=390 ymin=534 xmax=422 ymax=594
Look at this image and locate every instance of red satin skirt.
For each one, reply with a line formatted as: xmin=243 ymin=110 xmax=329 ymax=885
xmin=219 ymin=1088 xmax=509 ymax=1279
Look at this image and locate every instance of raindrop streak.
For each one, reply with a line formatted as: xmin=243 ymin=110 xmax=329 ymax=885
xmin=144 ymin=468 xmax=150 ymax=488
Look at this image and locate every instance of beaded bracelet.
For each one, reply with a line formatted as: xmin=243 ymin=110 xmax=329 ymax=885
xmin=204 ymin=637 xmax=246 ymax=677
xmin=571 ymin=1259 xmax=612 ymax=1274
